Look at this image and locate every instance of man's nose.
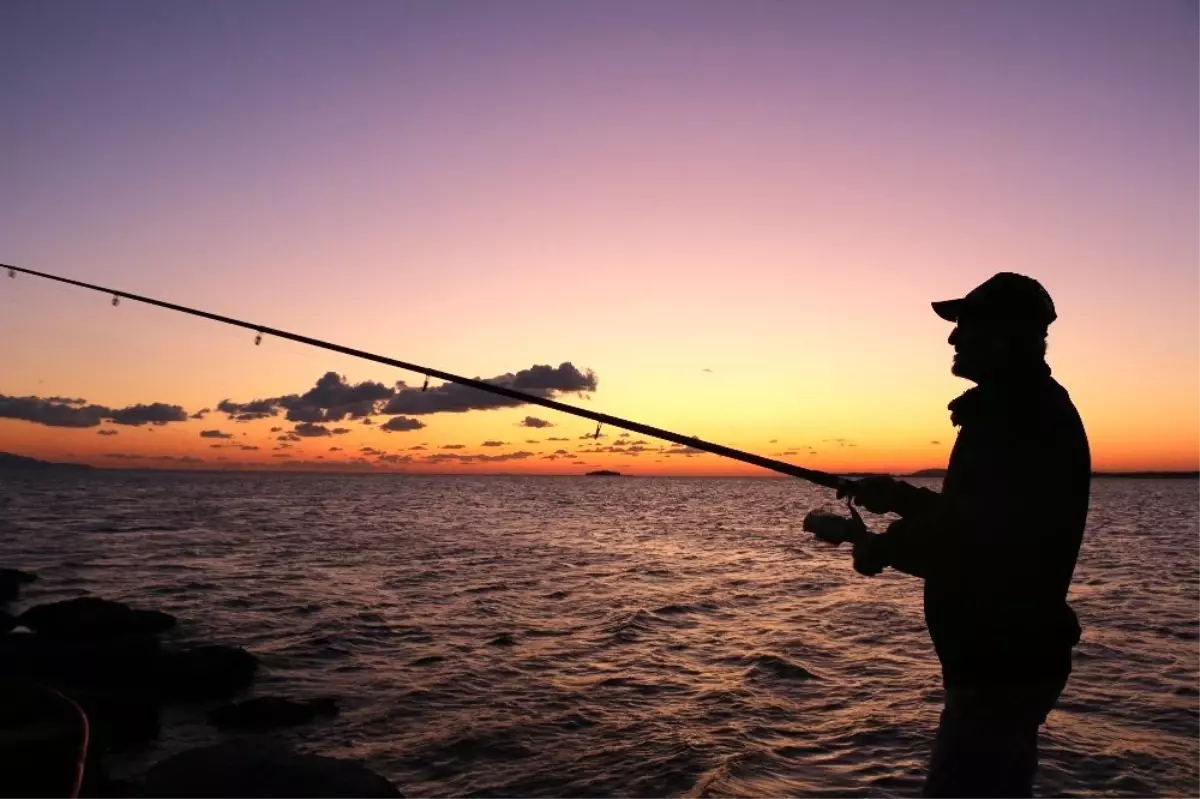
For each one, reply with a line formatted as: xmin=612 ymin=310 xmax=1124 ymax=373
xmin=948 ymin=327 xmax=960 ymax=347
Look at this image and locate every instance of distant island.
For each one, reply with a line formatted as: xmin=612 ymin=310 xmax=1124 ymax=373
xmin=585 ymin=470 xmax=622 ymax=477
xmin=0 ymin=452 xmax=94 ymax=471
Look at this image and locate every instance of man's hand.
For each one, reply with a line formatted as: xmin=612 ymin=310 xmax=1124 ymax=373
xmin=852 ymin=534 xmax=890 ymax=576
xmin=838 ymin=475 xmax=910 ymax=515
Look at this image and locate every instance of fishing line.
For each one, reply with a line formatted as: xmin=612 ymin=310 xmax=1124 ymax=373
xmin=2 ymin=263 xmax=853 ymax=494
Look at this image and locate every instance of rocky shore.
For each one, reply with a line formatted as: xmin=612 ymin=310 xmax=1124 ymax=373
xmin=0 ymin=569 xmax=403 ymax=797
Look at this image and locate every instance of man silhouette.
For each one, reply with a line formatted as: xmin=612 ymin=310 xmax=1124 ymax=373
xmin=844 ymin=273 xmax=1091 ymax=797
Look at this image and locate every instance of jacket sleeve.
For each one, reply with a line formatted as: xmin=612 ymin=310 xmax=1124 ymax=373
xmin=877 ymin=516 xmax=934 ymax=578
xmin=892 ymin=482 xmax=943 ymax=519
xmin=857 ymin=479 xmax=945 ymax=579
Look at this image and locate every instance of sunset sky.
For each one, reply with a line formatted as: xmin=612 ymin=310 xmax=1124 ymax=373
xmin=1 ymin=1 xmax=1196 ymax=476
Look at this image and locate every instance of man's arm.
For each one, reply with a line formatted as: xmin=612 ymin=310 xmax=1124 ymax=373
xmin=849 ymin=479 xmax=947 ymax=579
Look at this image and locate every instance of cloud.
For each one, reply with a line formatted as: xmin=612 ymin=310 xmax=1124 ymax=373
xmin=481 ymin=440 xmax=506 ymax=447
xmin=272 ymin=453 xmax=292 ymax=458
xmin=240 ymin=445 xmax=260 ymax=451
xmin=480 ymin=450 xmax=534 ymax=462
xmin=359 ymin=446 xmax=381 ymax=455
xmin=377 ymin=453 xmax=412 ymax=464
xmin=546 ymin=436 xmax=570 ymax=442
xmin=702 ymin=368 xmax=713 ymax=373
xmin=362 ymin=417 xmax=374 ymax=425
xmin=277 ymin=433 xmax=301 ymax=442
xmin=380 ymin=416 xmax=426 ymax=433
xmin=931 ymin=440 xmax=941 ymax=445
xmin=409 ymin=445 xmax=427 ymax=451
xmin=218 ymin=373 xmax=394 ymax=425
xmin=307 ymin=372 xmax=393 ymax=407
xmin=97 ymin=429 xmax=119 ymax=436
xmin=525 ymin=439 xmax=540 ymax=444
xmin=662 ymin=444 xmax=707 ymax=457
xmin=554 ymin=449 xmax=569 ymax=455
xmin=270 ymin=426 xmax=283 ymax=433
xmin=331 ymin=427 xmax=350 ymax=435
xmin=441 ymin=444 xmax=465 ymax=450
xmin=578 ymin=433 xmax=608 ymax=440
xmin=191 ymin=408 xmax=211 ymax=420
xmin=381 ymin=362 xmax=596 ymax=415
xmin=103 ymin=453 xmax=203 ymax=463
xmin=296 ymin=422 xmax=336 ymax=436
xmin=769 ymin=439 xmax=778 ymax=444
xmin=619 ymin=432 xmax=630 ymax=438
xmin=216 ymin=363 xmax=596 ymax=429
xmin=104 ymin=403 xmax=189 ymax=426
xmin=518 ymin=416 xmax=554 ymax=429
xmin=329 ymin=447 xmax=343 ymax=452
xmin=217 ymin=398 xmax=279 ymax=421
xmin=421 ymin=450 xmax=535 ymax=465
xmin=200 ymin=429 xmax=233 ymax=439
xmin=0 ymin=395 xmax=189 ymax=428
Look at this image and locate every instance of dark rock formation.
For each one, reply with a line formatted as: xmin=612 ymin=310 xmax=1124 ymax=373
xmin=18 ymin=597 xmax=176 ymax=639
xmin=73 ymin=689 xmax=162 ymax=751
xmin=0 ymin=568 xmax=36 ymax=603
xmin=0 ymin=634 xmax=257 ymax=701
xmin=136 ymin=739 xmax=403 ymax=797
xmin=209 ymin=696 xmax=339 ymax=732
xmin=155 ymin=645 xmax=258 ymax=699
xmin=0 ymin=632 xmax=162 ymax=692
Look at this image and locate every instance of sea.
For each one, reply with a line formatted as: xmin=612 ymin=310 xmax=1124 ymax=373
xmin=0 ymin=472 xmax=1196 ymax=797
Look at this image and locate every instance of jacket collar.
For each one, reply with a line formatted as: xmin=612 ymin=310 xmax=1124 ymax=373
xmin=948 ymin=361 xmax=1052 ymax=427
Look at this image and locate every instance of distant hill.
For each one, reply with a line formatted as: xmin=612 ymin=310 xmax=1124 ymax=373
xmin=0 ymin=452 xmax=94 ymax=471
xmin=585 ymin=470 xmax=622 ymax=477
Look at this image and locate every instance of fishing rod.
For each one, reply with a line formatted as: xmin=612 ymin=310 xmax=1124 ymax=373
xmin=3 ymin=262 xmax=856 ymax=495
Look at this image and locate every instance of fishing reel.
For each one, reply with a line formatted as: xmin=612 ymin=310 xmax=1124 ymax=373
xmin=802 ymin=501 xmax=869 ymax=547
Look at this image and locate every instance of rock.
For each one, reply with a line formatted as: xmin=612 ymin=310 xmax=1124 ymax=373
xmin=155 ymin=645 xmax=258 ymax=699
xmin=209 ymin=696 xmax=339 ymax=731
xmin=0 ymin=678 xmax=89 ymax=798
xmin=0 ymin=569 xmax=36 ymax=603
xmin=72 ymin=689 xmax=162 ymax=752
xmin=18 ymin=597 xmax=176 ymax=639
xmin=0 ymin=632 xmax=162 ymax=692
xmin=136 ymin=739 xmax=403 ymax=797
xmin=0 ymin=568 xmax=37 ymax=584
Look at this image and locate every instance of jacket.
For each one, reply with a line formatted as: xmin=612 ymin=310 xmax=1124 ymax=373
xmin=879 ymin=362 xmax=1091 ymax=687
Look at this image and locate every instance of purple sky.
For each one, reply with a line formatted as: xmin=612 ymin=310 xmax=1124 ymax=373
xmin=1 ymin=1 xmax=1196 ymax=472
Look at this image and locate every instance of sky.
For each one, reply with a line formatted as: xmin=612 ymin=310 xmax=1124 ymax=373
xmin=1 ymin=0 xmax=1196 ymax=476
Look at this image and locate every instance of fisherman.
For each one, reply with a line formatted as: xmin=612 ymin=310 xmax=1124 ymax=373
xmin=842 ymin=273 xmax=1091 ymax=797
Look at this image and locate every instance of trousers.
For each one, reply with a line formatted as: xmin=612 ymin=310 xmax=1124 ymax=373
xmin=921 ymin=680 xmax=1066 ymax=798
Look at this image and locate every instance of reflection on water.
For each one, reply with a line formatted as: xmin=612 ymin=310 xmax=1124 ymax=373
xmin=1 ymin=473 xmax=1196 ymax=796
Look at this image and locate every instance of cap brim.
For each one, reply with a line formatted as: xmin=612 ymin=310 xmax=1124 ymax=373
xmin=931 ymin=299 xmax=963 ymax=322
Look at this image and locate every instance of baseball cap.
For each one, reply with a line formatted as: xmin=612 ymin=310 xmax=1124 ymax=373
xmin=932 ymin=272 xmax=1057 ymax=327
